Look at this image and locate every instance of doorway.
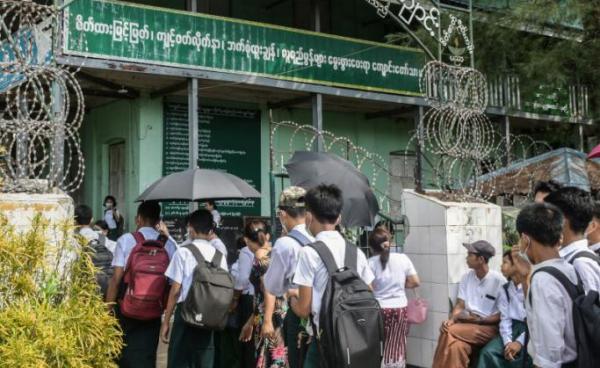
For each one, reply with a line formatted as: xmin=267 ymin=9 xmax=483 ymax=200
xmin=108 ymin=141 xmax=126 ymax=223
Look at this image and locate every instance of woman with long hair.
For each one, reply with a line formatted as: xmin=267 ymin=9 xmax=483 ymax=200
xmin=368 ymin=228 xmax=420 ymax=368
xmin=239 ymin=220 xmax=288 ymax=368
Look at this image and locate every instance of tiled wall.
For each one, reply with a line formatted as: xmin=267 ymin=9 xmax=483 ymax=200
xmin=401 ymin=190 xmax=503 ymax=368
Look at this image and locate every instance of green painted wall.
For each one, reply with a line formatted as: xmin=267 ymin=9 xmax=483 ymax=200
xmin=82 ymin=96 xmax=164 ymax=231
xmin=82 ymin=95 xmax=414 ymax=230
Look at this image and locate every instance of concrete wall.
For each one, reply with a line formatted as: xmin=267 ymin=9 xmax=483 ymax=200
xmin=402 ymin=190 xmax=503 ymax=368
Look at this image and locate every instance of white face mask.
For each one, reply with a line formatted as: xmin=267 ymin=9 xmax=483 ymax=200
xmin=519 ymin=236 xmax=532 ymax=264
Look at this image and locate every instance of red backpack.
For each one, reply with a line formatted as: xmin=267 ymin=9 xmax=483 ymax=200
xmin=119 ymin=232 xmax=170 ymax=320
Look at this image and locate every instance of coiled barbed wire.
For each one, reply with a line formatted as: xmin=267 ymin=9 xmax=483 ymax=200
xmin=0 ymin=0 xmax=85 ymax=193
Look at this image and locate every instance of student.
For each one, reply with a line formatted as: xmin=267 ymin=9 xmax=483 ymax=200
xmin=75 ymin=204 xmax=101 ymax=243
xmin=239 ymin=220 xmax=288 ymax=368
xmin=289 ymin=184 xmax=375 ymax=367
xmin=75 ymin=204 xmax=114 ymax=296
xmin=586 ymin=200 xmax=600 ymax=256
xmin=544 ymin=187 xmax=600 ymax=294
xmin=511 ymin=202 xmax=578 ymax=367
xmin=94 ymin=219 xmax=117 ymax=254
xmin=105 ymin=201 xmax=178 ymax=368
xmin=477 ymin=250 xmax=532 ymax=368
xmin=160 ymin=209 xmax=228 ymax=368
xmin=205 ymin=200 xmax=221 ymax=228
xmin=368 ymin=228 xmax=420 ymax=368
xmin=263 ymin=186 xmax=314 ymax=368
xmin=533 ymin=180 xmax=562 ymax=203
xmin=432 ymin=240 xmax=505 ymax=368
xmin=103 ymin=195 xmax=124 ymax=240
xmin=233 ymin=235 xmax=257 ymax=368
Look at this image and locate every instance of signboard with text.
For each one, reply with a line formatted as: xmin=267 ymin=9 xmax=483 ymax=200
xmin=63 ymin=0 xmax=425 ymax=95
xmin=162 ymin=103 xmax=261 ymax=219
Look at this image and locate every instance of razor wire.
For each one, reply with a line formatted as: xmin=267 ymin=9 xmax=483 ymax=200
xmin=0 ymin=0 xmax=86 ymax=193
xmin=270 ymin=120 xmax=397 ymax=217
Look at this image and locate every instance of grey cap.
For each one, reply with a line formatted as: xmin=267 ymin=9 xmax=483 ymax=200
xmin=278 ymin=186 xmax=306 ymax=208
xmin=463 ymin=240 xmax=495 ymax=259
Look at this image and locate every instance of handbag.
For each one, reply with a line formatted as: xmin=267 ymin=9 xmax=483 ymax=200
xmin=406 ymin=288 xmax=428 ymax=324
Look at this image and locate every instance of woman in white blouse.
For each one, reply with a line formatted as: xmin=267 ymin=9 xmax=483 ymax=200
xmin=368 ymin=228 xmax=420 ymax=368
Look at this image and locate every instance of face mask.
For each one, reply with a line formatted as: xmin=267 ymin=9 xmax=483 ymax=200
xmin=519 ymin=236 xmax=531 ymax=264
xmin=105 ymin=203 xmax=113 ymax=209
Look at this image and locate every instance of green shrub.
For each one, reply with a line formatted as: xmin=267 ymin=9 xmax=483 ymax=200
xmin=0 ymin=214 xmax=122 ymax=367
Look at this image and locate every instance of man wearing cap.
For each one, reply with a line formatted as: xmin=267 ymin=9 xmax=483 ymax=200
xmin=263 ymin=187 xmax=315 ymax=368
xmin=432 ymin=240 xmax=506 ymax=368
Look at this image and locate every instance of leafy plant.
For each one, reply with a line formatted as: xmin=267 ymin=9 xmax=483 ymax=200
xmin=0 ymin=214 xmax=122 ymax=367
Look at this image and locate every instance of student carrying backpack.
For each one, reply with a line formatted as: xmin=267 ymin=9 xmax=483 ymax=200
xmin=89 ymin=233 xmax=113 ymax=296
xmin=530 ymin=267 xmax=600 ymax=367
xmin=120 ymin=232 xmax=170 ymax=320
xmin=180 ymin=244 xmax=234 ymax=330
xmin=309 ymin=240 xmax=385 ymax=368
xmin=74 ymin=204 xmax=114 ymax=298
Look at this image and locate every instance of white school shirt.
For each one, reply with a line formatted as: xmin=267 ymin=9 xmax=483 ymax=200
xmin=178 ymin=237 xmax=228 ymax=259
xmin=264 ymin=224 xmax=315 ymax=297
xmin=526 ymin=258 xmax=577 ymax=368
xmin=559 ymin=239 xmax=600 ymax=294
xmin=104 ymin=209 xmax=117 ymax=229
xmin=211 ymin=209 xmax=221 ymax=227
xmin=234 ymin=246 xmax=255 ymax=295
xmin=368 ymin=253 xmax=417 ymax=309
xmin=293 ymin=231 xmax=375 ymax=330
xmin=112 ymin=227 xmax=178 ymax=270
xmin=457 ymin=269 xmax=506 ymax=318
xmin=498 ymin=281 xmax=527 ymax=346
xmin=79 ymin=227 xmax=117 ymax=254
xmin=165 ymin=239 xmax=228 ymax=303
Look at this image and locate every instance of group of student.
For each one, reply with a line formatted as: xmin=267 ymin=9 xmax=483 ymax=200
xmin=72 ymin=179 xmax=600 ymax=368
xmin=74 ymin=184 xmax=422 ymax=368
xmin=432 ymin=180 xmax=600 ymax=368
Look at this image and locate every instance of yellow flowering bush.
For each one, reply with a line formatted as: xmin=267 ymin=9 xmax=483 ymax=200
xmin=0 ymin=214 xmax=122 ymax=367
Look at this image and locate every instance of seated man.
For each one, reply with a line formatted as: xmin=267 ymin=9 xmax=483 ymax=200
xmin=432 ymin=240 xmax=506 ymax=368
xmin=477 ymin=251 xmax=532 ymax=368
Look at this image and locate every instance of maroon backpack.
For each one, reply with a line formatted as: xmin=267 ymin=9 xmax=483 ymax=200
xmin=119 ymin=232 xmax=170 ymax=320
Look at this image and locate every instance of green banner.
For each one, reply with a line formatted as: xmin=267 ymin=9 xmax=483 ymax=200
xmin=64 ymin=0 xmax=425 ymax=95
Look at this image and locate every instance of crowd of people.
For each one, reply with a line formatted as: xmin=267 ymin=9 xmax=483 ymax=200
xmin=71 ymin=180 xmax=600 ymax=368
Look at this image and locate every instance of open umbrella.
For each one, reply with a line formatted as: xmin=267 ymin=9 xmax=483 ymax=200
xmin=284 ymin=151 xmax=380 ymax=227
xmin=588 ymin=144 xmax=600 ymax=159
xmin=136 ymin=168 xmax=261 ymax=202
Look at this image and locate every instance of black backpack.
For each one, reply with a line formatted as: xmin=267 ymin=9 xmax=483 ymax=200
xmin=180 ymin=244 xmax=234 ymax=331
xmin=569 ymin=251 xmax=600 ymax=267
xmin=79 ymin=230 xmax=113 ymax=297
xmin=530 ymin=266 xmax=600 ymax=368
xmin=308 ymin=241 xmax=384 ymax=368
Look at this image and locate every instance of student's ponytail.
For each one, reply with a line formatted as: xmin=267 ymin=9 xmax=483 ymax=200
xmin=244 ymin=220 xmax=268 ymax=247
xmin=369 ymin=228 xmax=391 ymax=270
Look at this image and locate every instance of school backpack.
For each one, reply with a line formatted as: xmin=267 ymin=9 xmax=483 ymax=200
xmin=287 ymin=229 xmax=312 ymax=247
xmin=77 ymin=229 xmax=113 ymax=297
xmin=569 ymin=251 xmax=600 ymax=267
xmin=120 ymin=232 xmax=170 ymax=320
xmin=531 ymin=266 xmax=600 ymax=368
xmin=180 ymin=244 xmax=234 ymax=330
xmin=308 ymin=241 xmax=384 ymax=368
xmin=90 ymin=234 xmax=113 ymax=297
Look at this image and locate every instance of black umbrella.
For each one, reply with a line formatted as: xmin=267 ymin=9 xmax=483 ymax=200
xmin=284 ymin=151 xmax=380 ymax=227
xmin=136 ymin=168 xmax=261 ymax=202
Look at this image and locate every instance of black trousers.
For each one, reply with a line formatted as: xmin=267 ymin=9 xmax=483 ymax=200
xmin=239 ymin=294 xmax=256 ymax=368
